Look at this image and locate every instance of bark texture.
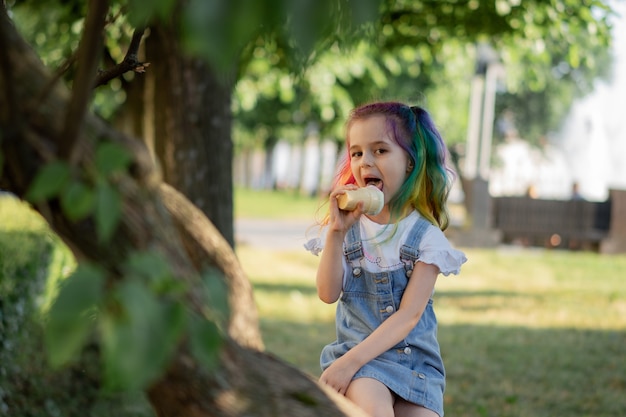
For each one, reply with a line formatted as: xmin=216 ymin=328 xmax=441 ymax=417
xmin=147 ymin=17 xmax=235 ymax=247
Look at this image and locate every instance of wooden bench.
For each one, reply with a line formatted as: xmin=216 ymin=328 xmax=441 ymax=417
xmin=492 ymin=197 xmax=611 ymax=250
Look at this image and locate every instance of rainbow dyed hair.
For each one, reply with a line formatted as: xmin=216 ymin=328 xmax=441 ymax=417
xmin=331 ymin=101 xmax=454 ymax=230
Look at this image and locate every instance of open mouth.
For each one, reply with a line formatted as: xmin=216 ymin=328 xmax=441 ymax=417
xmin=364 ymin=177 xmax=382 ymax=190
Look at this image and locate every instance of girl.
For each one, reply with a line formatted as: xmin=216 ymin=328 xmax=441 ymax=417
xmin=306 ymin=102 xmax=466 ymax=417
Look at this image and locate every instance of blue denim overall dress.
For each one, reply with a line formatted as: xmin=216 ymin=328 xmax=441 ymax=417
xmin=320 ymin=216 xmax=445 ymax=416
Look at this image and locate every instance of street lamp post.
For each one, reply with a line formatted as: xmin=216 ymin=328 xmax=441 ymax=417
xmin=465 ymin=42 xmax=504 ymax=181
xmin=460 ymin=42 xmax=504 ymax=246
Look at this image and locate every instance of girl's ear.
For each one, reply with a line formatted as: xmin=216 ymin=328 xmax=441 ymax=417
xmin=407 ymin=161 xmax=414 ymax=172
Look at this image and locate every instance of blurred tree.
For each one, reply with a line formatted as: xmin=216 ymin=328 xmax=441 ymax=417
xmin=233 ymin=0 xmax=614 ymax=187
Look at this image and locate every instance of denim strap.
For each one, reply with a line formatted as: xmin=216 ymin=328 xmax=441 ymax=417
xmin=343 ymin=223 xmax=363 ymax=262
xmin=399 ymin=217 xmax=431 ymax=277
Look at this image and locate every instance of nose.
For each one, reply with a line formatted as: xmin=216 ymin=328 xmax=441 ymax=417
xmin=361 ymin=153 xmax=374 ymax=167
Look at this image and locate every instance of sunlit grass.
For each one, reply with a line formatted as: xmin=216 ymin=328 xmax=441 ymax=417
xmin=435 ymin=248 xmax=626 ymax=330
xmin=236 ymin=245 xmax=335 ymax=373
xmin=234 ymin=187 xmax=323 ymax=220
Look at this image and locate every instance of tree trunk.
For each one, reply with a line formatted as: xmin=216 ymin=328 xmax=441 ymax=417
xmin=0 ymin=7 xmax=367 ymax=417
xmin=146 ymin=17 xmax=235 ymax=247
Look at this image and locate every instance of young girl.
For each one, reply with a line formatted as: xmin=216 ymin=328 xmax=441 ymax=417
xmin=305 ymin=101 xmax=466 ymax=417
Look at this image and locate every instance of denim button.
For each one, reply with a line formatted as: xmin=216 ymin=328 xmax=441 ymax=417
xmin=406 ymin=269 xmax=413 ymax=277
xmin=385 ymin=305 xmax=394 ymax=313
xmin=353 ymin=267 xmax=361 ymax=276
xmin=404 ymin=347 xmax=412 ymax=355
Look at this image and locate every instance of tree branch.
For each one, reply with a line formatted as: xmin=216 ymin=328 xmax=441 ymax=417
xmin=59 ymin=0 xmax=109 ymax=163
xmin=94 ymin=27 xmax=149 ymax=88
xmin=0 ymin=5 xmax=17 ymax=125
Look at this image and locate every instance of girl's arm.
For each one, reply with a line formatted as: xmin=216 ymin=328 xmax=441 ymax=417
xmin=316 ymin=186 xmax=363 ymax=304
xmin=319 ymin=261 xmax=439 ymax=393
xmin=316 ymin=228 xmax=347 ymax=303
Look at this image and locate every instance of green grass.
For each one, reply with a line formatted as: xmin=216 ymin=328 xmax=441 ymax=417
xmin=3 ymin=191 xmax=626 ymax=417
xmin=234 ymin=187 xmax=323 ymax=220
xmin=234 ymin=186 xmax=626 ymax=417
xmin=238 ymin=245 xmax=626 ymax=417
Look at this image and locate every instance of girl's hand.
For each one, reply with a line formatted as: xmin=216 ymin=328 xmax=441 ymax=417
xmin=328 ymin=185 xmax=363 ymax=233
xmin=319 ymin=355 xmax=360 ymax=395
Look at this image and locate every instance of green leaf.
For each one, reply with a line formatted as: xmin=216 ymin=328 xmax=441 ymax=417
xmin=124 ymin=250 xmax=186 ymax=295
xmin=126 ymin=0 xmax=176 ymax=26
xmin=26 ymin=161 xmax=71 ymax=202
xmin=101 ymin=280 xmax=185 ymax=391
xmin=45 ymin=263 xmax=105 ymax=368
xmin=287 ymin=0 xmax=335 ymax=55
xmin=345 ymin=0 xmax=381 ymax=27
xmin=95 ymin=181 xmax=121 ymax=243
xmin=189 ymin=313 xmax=222 ymax=371
xmin=95 ymin=142 xmax=132 ymax=177
xmin=568 ymin=44 xmax=580 ymax=68
xmin=125 ymin=250 xmax=170 ymax=282
xmin=61 ymin=180 xmax=95 ymax=221
xmin=182 ymin=0 xmax=273 ymax=71
xmin=202 ymin=268 xmax=230 ymax=323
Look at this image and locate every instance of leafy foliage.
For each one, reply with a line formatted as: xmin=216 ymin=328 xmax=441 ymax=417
xmin=42 ymin=246 xmax=229 ymax=392
xmin=0 ymin=197 xmax=154 ymax=416
xmin=25 ymin=141 xmax=132 ymax=242
xmin=94 ymin=179 xmax=121 ymax=242
xmin=181 ymin=0 xmax=382 ymax=72
xmin=100 ymin=279 xmax=184 ymax=390
xmin=231 ymin=0 xmax=615 ymax=156
xmin=8 ymin=0 xmax=615 ymax=151
xmin=17 ymin=133 xmax=228 ymax=391
xmin=45 ymin=262 xmax=105 ymax=367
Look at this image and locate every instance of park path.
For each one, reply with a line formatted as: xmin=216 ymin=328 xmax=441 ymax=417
xmin=234 ymin=218 xmax=314 ymax=250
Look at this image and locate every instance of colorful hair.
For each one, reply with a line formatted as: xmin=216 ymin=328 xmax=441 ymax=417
xmin=328 ymin=101 xmax=454 ymax=230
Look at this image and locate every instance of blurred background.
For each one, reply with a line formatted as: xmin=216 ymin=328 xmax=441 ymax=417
xmin=7 ymin=0 xmax=626 ymax=251
xmin=228 ymin=2 xmax=626 ymax=203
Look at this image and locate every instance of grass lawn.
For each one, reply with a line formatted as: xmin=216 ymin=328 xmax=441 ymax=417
xmin=235 ymin=187 xmax=326 ymax=220
xmin=3 ymin=190 xmax=626 ymax=417
xmin=234 ymin=189 xmax=626 ymax=417
xmin=238 ymin=245 xmax=626 ymax=417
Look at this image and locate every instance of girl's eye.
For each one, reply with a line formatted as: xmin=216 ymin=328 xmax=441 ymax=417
xmin=351 ymin=151 xmax=362 ymax=158
xmin=375 ymin=148 xmax=387 ymax=154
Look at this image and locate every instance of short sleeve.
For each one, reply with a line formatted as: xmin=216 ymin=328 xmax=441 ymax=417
xmin=304 ymin=226 xmax=328 ymax=256
xmin=417 ymin=227 xmax=467 ymax=276
xmin=304 ymin=237 xmax=323 ymax=256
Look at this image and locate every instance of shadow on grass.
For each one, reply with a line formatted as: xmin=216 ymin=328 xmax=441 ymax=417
xmin=252 ymin=281 xmax=318 ymax=296
xmin=252 ymin=284 xmax=529 ymax=301
xmin=436 ymin=290 xmax=544 ymax=313
xmin=259 ymin=318 xmax=335 ymax=379
xmin=438 ymin=290 xmax=524 ymax=299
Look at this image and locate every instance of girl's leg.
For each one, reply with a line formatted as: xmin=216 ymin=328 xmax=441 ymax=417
xmin=345 ymin=377 xmax=395 ymax=417
xmin=393 ymin=398 xmax=439 ymax=417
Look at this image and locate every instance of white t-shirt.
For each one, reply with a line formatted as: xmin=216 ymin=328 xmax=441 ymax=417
xmin=305 ymin=211 xmax=466 ymax=276
xmin=359 ymin=211 xmax=466 ymax=276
